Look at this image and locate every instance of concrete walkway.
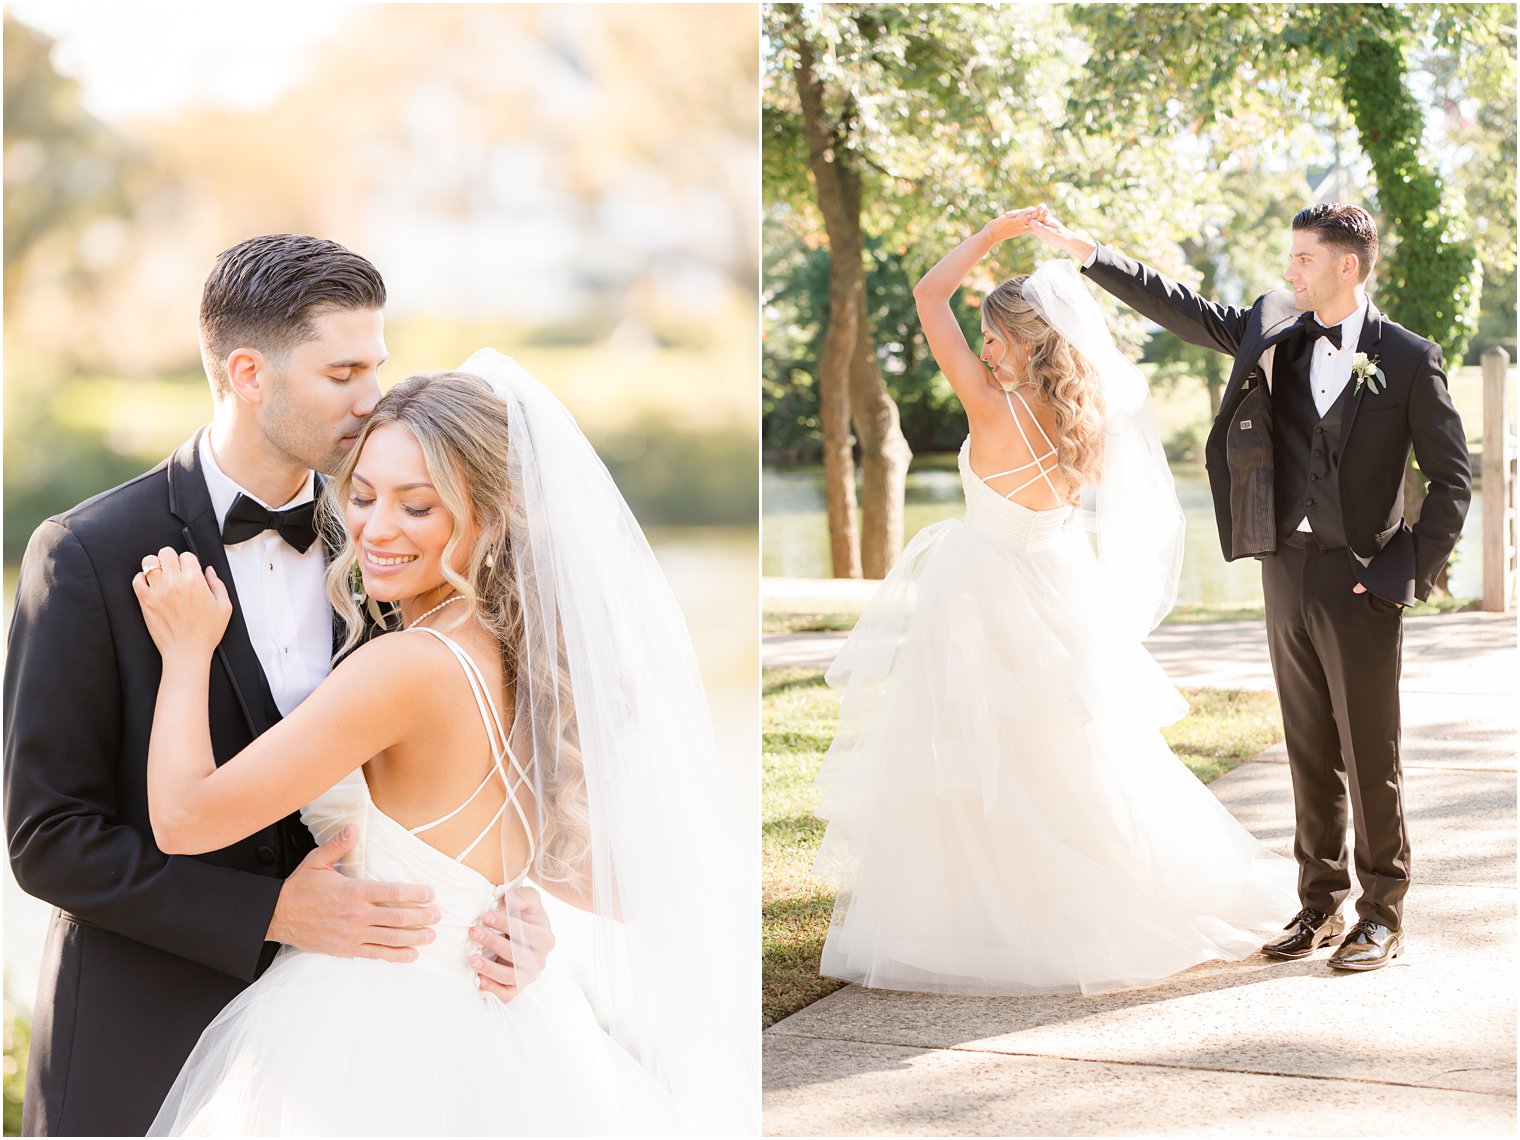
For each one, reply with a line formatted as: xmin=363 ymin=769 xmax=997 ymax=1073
xmin=763 ymin=612 xmax=1517 ymax=1136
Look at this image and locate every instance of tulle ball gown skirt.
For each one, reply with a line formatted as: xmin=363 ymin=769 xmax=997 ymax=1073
xmin=149 ymin=945 xmax=676 ymax=1136
xmin=813 ymin=488 xmax=1298 ymax=997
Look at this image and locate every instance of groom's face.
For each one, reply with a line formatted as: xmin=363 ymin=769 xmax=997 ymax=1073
xmin=1284 ymin=231 xmax=1353 ymax=313
xmin=259 ymin=307 xmax=387 ymax=474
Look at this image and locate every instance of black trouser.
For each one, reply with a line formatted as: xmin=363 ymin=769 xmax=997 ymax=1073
xmin=1262 ymin=534 xmax=1409 ymax=928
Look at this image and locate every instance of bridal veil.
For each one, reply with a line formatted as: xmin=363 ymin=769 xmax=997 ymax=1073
xmin=1022 ymin=257 xmax=1185 ymax=638
xmin=462 ymin=350 xmax=757 ymax=1134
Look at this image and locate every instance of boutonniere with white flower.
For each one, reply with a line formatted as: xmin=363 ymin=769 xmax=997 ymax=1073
xmin=349 ymin=559 xmax=391 ymax=627
xmin=1351 ymin=352 xmax=1386 ymax=395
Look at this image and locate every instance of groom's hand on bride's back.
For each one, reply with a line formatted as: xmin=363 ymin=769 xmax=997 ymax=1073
xmin=266 ymin=825 xmax=440 ymax=961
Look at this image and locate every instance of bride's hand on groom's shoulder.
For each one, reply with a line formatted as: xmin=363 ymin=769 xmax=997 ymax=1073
xmin=132 ymin=547 xmax=233 ymax=659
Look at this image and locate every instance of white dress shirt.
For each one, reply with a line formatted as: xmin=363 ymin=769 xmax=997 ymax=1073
xmin=198 ymin=433 xmax=333 ymax=716
xmin=1307 ymin=297 xmax=1367 ymax=417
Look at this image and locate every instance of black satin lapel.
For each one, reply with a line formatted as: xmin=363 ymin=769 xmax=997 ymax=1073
xmin=181 ymin=518 xmax=279 ymax=740
xmin=1338 ymin=305 xmax=1385 ymax=454
xmin=169 ymin=433 xmax=280 ymax=740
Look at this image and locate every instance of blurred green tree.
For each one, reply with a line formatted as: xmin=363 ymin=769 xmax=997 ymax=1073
xmin=3 ymin=979 xmax=27 ymax=1137
xmin=1071 ymin=1 xmax=1513 ymax=587
xmin=765 ymin=1 xmax=1069 ymax=576
xmin=1071 ymin=1 xmax=1512 ymax=370
xmin=3 ymin=6 xmax=760 ymax=565
xmin=761 ymin=3 xmax=1338 ymax=510
xmin=1417 ymin=13 xmax=1517 ymax=360
xmin=2 ymin=14 xmax=137 ymax=314
xmin=763 ymin=221 xmax=974 ymax=462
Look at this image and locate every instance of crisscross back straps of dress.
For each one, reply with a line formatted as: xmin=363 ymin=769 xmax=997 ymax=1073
xmin=974 ymin=387 xmax=1062 ymax=499
xmin=402 ymin=626 xmax=535 ymax=881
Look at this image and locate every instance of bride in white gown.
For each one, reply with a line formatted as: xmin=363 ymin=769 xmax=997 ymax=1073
xmin=813 ymin=209 xmax=1298 ymax=996
xmin=134 ymin=352 xmax=755 ymax=1135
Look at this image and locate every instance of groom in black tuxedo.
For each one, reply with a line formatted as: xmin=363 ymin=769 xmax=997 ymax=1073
xmin=5 ymin=235 xmax=547 ymax=1135
xmin=1030 ymin=203 xmax=1470 ymax=972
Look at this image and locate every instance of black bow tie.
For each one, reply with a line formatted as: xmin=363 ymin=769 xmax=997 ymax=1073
xmin=1299 ymin=313 xmax=1343 ymax=349
xmin=221 ymin=494 xmax=319 ymax=553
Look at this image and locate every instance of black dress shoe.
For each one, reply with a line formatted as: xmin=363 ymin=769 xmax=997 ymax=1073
xmin=1261 ymin=907 xmax=1345 ymax=960
xmin=1328 ymin=921 xmax=1404 ymax=971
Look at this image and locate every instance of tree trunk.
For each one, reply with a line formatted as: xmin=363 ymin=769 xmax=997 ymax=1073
xmin=819 ymin=287 xmax=862 ymax=579
xmin=850 ymin=294 xmax=912 ymax=577
xmin=791 ymin=16 xmax=862 ymax=578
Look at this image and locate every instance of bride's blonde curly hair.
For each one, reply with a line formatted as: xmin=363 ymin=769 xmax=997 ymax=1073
xmin=982 ymin=275 xmax=1106 ymax=503
xmin=321 ymin=371 xmax=590 ymax=887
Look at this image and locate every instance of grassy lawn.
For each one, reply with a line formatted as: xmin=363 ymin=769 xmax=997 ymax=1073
xmin=761 ymin=667 xmax=1284 ymax=1028
xmin=763 ymin=604 xmax=864 ymax=633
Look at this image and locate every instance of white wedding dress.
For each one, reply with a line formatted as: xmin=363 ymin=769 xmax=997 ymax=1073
xmin=814 ymin=388 xmax=1299 ymax=996
xmin=150 ymin=628 xmax=677 ymax=1136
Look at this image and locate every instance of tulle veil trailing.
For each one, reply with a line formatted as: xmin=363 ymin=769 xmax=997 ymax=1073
xmin=1020 ymin=258 xmax=1185 ymax=638
xmin=465 ymin=349 xmax=757 ymax=1134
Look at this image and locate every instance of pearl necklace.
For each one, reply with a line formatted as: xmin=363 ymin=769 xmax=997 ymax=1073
xmin=406 ymin=593 xmax=465 ymax=630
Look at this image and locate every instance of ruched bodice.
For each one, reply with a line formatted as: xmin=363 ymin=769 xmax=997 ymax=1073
xmin=300 ymin=771 xmax=502 ymax=986
xmin=958 ymin=438 xmax=1080 ymax=550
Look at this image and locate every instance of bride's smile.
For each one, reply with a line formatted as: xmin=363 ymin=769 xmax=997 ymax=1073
xmin=344 ymin=421 xmax=476 ymax=610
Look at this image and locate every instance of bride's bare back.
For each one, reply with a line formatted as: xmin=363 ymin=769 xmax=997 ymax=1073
xmin=966 ymin=385 xmax=1071 ymax=511
xmin=362 ymin=622 xmax=534 ymax=887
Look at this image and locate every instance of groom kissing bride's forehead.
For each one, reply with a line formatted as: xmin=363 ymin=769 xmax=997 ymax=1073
xmin=1031 ymin=199 xmax=1471 ymax=974
xmin=5 ymin=233 xmax=550 ymax=1138
xmin=198 ymin=233 xmax=388 ymax=479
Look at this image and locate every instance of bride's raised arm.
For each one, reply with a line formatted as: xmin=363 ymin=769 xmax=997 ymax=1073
xmin=132 ymin=548 xmax=438 ymax=855
xmin=912 ymin=208 xmax=1042 ymax=415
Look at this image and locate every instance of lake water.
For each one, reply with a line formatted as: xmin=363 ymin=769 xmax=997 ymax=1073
xmin=762 ymin=459 xmax=1484 ymax=603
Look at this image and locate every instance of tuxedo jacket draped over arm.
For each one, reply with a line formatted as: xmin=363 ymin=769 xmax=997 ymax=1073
xmin=1081 ymin=244 xmax=1469 ymax=602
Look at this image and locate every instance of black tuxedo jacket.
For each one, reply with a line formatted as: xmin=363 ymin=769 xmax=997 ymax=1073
xmin=4 ymin=432 xmax=321 ymax=1136
xmin=1083 ymin=245 xmax=1471 ymax=604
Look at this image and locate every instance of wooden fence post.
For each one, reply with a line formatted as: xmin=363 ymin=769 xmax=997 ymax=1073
xmin=1481 ymin=346 xmax=1515 ymax=612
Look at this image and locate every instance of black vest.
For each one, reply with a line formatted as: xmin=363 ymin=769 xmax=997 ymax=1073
xmin=1272 ymin=332 xmax=1352 ymax=547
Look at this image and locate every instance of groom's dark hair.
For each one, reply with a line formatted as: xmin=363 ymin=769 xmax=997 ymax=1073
xmin=1291 ymin=203 xmax=1379 ymax=282
xmin=199 ymin=234 xmax=387 ymax=397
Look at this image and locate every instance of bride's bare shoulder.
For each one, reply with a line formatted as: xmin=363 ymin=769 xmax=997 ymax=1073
xmin=331 ymin=625 xmax=467 ymax=684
